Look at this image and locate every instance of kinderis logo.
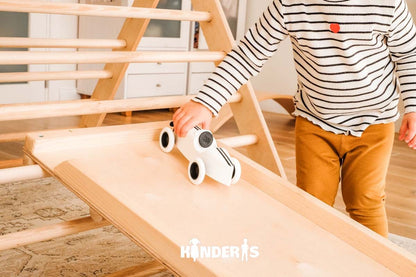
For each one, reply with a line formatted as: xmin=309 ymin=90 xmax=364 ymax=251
xmin=180 ymin=238 xmax=260 ymax=262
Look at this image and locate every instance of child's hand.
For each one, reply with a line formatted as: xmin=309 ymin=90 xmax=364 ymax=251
xmin=399 ymin=112 xmax=416 ymax=149
xmin=173 ymin=101 xmax=213 ymax=137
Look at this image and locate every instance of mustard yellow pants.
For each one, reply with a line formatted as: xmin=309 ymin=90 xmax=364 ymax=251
xmin=295 ymin=116 xmax=395 ymax=237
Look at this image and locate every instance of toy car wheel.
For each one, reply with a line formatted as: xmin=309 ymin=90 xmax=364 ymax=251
xmin=188 ymin=158 xmax=206 ymax=185
xmin=159 ymin=127 xmax=175 ymax=153
xmin=230 ymin=158 xmax=241 ymax=185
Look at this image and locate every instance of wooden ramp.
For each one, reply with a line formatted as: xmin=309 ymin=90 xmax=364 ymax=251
xmin=24 ymin=122 xmax=416 ymax=277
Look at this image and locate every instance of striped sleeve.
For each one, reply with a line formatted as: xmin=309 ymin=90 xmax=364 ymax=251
xmin=388 ymin=0 xmax=416 ymax=113
xmin=192 ymin=0 xmax=288 ymax=116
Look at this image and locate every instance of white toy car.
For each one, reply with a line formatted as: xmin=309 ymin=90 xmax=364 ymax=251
xmin=159 ymin=121 xmax=241 ymax=186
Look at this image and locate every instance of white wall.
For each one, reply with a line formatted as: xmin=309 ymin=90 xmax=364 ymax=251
xmin=244 ymin=0 xmax=297 ymax=115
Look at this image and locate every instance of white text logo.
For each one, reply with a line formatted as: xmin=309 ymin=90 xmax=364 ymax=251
xmin=180 ymin=238 xmax=259 ymax=262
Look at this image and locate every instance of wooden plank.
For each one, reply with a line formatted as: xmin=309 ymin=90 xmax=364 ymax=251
xmin=0 ymin=165 xmax=48 ymax=185
xmin=105 ymin=260 xmax=166 ymax=277
xmin=0 ymin=70 xmax=112 ymax=83
xmin=23 ymin=123 xmax=416 ymax=276
xmin=0 ymin=94 xmax=241 ymax=122
xmin=0 ymin=37 xmax=126 ymax=49
xmin=191 ymin=0 xmax=286 ymax=178
xmin=0 ymin=217 xmax=110 ymax=251
xmin=0 ymin=51 xmax=225 ymax=65
xmin=0 ymin=1 xmax=211 ymax=21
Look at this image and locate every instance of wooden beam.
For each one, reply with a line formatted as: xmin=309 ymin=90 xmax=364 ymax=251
xmin=0 ymin=70 xmax=112 ymax=83
xmin=0 ymin=94 xmax=242 ymax=122
xmin=0 ymin=51 xmax=226 ymax=65
xmin=192 ymin=0 xmax=286 ymax=178
xmin=0 ymin=165 xmax=49 ymax=185
xmin=105 ymin=260 xmax=166 ymax=277
xmin=0 ymin=37 xmax=126 ymax=49
xmin=0 ymin=217 xmax=110 ymax=251
xmin=0 ymin=1 xmax=212 ymax=21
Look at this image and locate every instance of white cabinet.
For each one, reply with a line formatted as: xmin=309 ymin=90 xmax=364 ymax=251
xmin=77 ymin=0 xmax=247 ymax=99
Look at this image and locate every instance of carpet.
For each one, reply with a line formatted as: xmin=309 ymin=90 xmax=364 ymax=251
xmin=0 ymin=177 xmax=173 ymax=277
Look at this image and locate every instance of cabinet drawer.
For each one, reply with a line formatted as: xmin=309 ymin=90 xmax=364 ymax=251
xmin=188 ymin=72 xmax=212 ymax=95
xmin=128 ymin=62 xmax=187 ymax=74
xmin=127 ymin=73 xmax=186 ymax=98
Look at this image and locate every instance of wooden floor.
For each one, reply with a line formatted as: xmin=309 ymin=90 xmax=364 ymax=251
xmin=0 ymin=109 xmax=415 ymax=239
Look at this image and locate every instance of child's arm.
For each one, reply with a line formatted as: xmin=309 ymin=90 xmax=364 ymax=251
xmin=388 ymin=0 xmax=416 ymax=149
xmin=173 ymin=0 xmax=288 ymax=137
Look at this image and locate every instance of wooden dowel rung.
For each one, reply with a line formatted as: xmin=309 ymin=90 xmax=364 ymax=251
xmin=218 ymin=135 xmax=259 ymax=148
xmin=0 ymin=37 xmax=126 ymax=49
xmin=0 ymin=94 xmax=242 ymax=122
xmin=0 ymin=165 xmax=49 ymax=184
xmin=0 ymin=216 xmax=110 ymax=251
xmin=0 ymin=51 xmax=226 ymax=65
xmin=0 ymin=1 xmax=212 ymax=21
xmin=0 ymin=70 xmax=112 ymax=83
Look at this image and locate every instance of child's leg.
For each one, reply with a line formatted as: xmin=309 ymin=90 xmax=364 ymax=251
xmin=295 ymin=117 xmax=341 ymax=206
xmin=341 ymin=123 xmax=395 ymax=237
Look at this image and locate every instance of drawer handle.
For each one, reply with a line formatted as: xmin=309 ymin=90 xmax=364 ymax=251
xmin=156 ymin=84 xmax=162 ymax=87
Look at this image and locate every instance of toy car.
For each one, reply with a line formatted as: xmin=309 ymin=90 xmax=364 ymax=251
xmin=159 ymin=121 xmax=241 ymax=186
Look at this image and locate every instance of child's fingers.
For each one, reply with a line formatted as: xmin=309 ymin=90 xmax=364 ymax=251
xmin=409 ymin=134 xmax=416 ymax=149
xmin=405 ymin=124 xmax=416 ymax=143
xmin=176 ymin=115 xmax=192 ymax=137
xmin=399 ymin=121 xmax=408 ymax=141
xmin=181 ymin=118 xmax=199 ymax=137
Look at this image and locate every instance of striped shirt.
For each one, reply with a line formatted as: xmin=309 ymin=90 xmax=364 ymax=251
xmin=192 ymin=0 xmax=416 ymax=137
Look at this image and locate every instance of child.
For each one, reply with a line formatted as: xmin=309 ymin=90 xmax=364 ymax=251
xmin=173 ymin=0 xmax=416 ymax=237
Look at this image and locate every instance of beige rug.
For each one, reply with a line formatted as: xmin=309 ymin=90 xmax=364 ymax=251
xmin=0 ymin=177 xmax=173 ymax=277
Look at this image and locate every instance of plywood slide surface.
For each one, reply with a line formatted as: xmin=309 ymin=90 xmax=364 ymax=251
xmin=24 ymin=122 xmax=416 ymax=276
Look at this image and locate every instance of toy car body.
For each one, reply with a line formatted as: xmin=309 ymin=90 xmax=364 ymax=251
xmin=159 ymin=122 xmax=241 ymax=186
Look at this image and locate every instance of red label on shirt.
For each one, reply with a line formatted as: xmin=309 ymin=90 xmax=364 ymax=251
xmin=330 ymin=23 xmax=340 ymax=33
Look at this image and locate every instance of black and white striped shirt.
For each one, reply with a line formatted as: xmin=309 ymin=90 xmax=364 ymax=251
xmin=192 ymin=0 xmax=416 ymax=136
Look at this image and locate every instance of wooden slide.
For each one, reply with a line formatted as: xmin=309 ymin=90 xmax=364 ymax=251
xmin=24 ymin=122 xmax=416 ymax=276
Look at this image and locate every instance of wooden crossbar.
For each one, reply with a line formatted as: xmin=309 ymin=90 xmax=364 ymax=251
xmin=0 ymin=165 xmax=48 ymax=185
xmin=0 ymin=1 xmax=212 ymax=21
xmin=0 ymin=216 xmax=110 ymax=251
xmin=0 ymin=37 xmax=126 ymax=49
xmin=0 ymin=94 xmax=242 ymax=122
xmin=0 ymin=51 xmax=225 ymax=65
xmin=0 ymin=70 xmax=112 ymax=83
xmin=217 ymin=134 xmax=259 ymax=148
